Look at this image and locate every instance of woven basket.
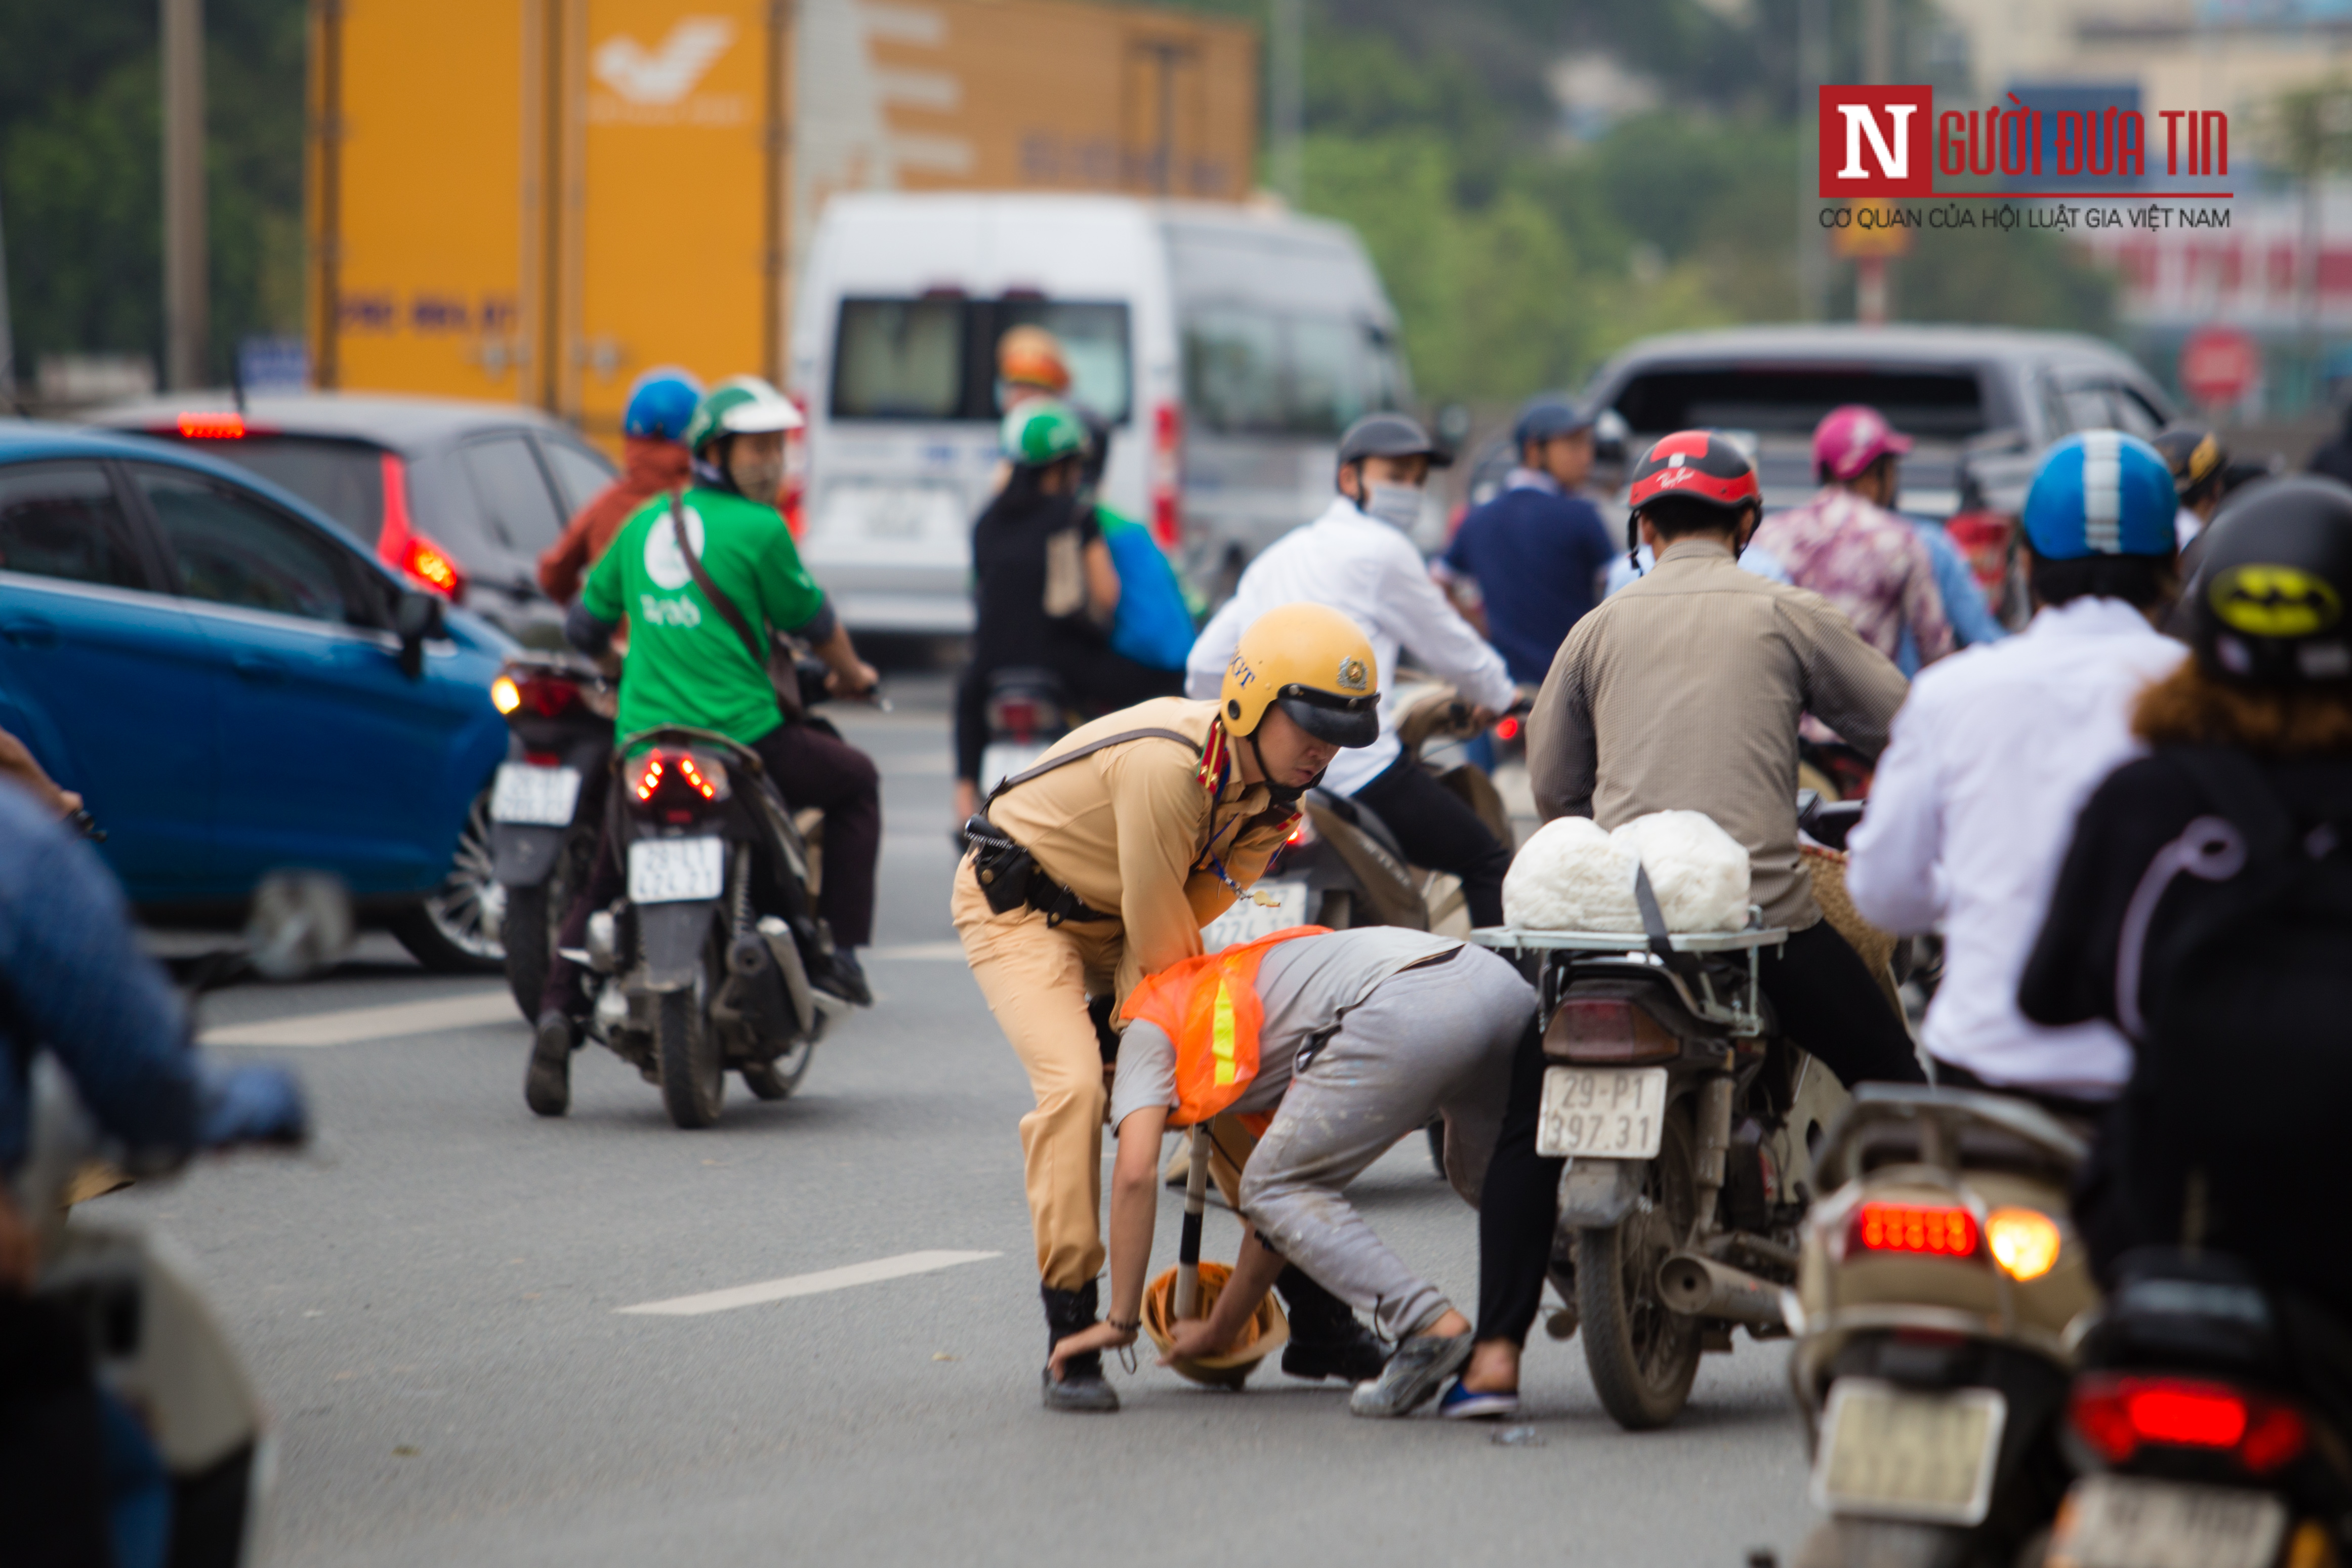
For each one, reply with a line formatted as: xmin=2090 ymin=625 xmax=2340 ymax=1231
xmin=1142 ymin=1260 xmax=1290 ymax=1390
xmin=1801 ymin=845 xmax=1904 ymax=1020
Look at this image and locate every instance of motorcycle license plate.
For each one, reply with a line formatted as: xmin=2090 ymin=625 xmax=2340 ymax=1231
xmin=490 ymin=763 xmax=581 ymax=826
xmin=2049 ymin=1476 xmax=2289 ymax=1568
xmin=1535 ymin=1066 xmax=1668 ymax=1159
xmin=628 ymin=837 xmax=724 ymax=904
xmin=1201 ymin=879 xmax=1310 ymax=951
xmin=1810 ymin=1379 xmax=2005 ymax=1525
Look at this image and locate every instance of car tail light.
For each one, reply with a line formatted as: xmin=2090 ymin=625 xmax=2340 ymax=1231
xmin=1544 ymin=997 xmax=1678 ymax=1063
xmin=630 ymin=749 xmax=730 ymax=809
xmin=177 ymin=410 xmax=247 ymax=438
xmin=373 ymin=451 xmax=467 ymax=602
xmin=1985 ymin=1207 xmax=2064 ymax=1282
xmin=1495 ymin=715 xmax=1521 ymax=741
xmin=1150 ymin=400 xmax=1182 ymax=548
xmin=2071 ymin=1375 xmax=2309 ymax=1474
xmin=1848 ymin=1201 xmax=1979 ymax=1259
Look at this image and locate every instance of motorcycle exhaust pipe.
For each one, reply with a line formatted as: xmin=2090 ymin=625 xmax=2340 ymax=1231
xmin=1657 ymin=1252 xmax=1786 ymax=1327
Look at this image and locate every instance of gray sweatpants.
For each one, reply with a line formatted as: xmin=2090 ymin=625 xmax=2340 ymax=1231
xmin=1237 ymin=945 xmax=1536 ymax=1342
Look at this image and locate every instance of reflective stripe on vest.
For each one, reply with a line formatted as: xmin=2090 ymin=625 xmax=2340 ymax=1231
xmin=1119 ymin=925 xmax=1329 ymax=1128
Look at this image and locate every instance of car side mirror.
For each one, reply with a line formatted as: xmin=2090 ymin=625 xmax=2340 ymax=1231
xmin=394 ymin=590 xmax=445 ymax=679
xmin=1592 ymin=408 xmax=1629 ymax=465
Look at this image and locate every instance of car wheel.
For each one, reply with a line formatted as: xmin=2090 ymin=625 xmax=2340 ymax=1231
xmin=392 ymin=787 xmax=507 ymax=974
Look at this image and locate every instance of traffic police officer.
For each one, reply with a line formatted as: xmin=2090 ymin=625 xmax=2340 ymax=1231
xmin=953 ymin=602 xmax=1386 ymax=1412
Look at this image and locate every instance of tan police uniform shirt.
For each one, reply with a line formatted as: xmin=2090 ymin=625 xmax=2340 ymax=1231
xmin=1527 ymin=537 xmax=1909 ymax=931
xmin=983 ymin=696 xmax=1296 ymax=1002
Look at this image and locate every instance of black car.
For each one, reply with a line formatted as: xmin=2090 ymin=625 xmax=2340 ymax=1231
xmin=88 ymin=393 xmax=617 ymax=646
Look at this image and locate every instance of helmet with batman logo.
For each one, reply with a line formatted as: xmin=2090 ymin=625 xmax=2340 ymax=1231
xmin=2191 ymin=474 xmax=2352 ymax=686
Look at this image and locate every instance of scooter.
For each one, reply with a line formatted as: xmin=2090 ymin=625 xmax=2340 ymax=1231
xmin=1787 ymin=1087 xmax=2095 ymax=1568
xmin=15 ymin=874 xmax=340 ymax=1568
xmin=975 ymin=666 xmax=1077 ymax=797
xmin=2040 ymin=1249 xmax=2352 ymax=1568
xmin=570 ymin=658 xmax=855 ymax=1129
xmin=487 ymin=653 xmax=616 ymax=1020
xmin=1470 ymin=899 xmax=1849 ymax=1431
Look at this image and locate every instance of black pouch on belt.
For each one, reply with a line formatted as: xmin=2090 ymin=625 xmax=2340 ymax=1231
xmin=963 ymin=814 xmax=1036 ymax=915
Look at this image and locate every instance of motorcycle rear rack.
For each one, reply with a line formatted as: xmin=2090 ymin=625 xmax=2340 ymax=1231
xmin=1471 ymin=915 xmax=1787 ymax=1034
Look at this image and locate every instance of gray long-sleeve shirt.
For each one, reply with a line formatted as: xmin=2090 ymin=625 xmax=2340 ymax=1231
xmin=1526 ymin=537 xmax=1909 ymax=931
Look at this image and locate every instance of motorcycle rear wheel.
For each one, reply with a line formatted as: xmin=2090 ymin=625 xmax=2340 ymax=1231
xmin=740 ymin=1036 xmax=814 ymax=1101
xmin=1578 ymin=1103 xmax=1702 ymax=1430
xmin=655 ymin=958 xmax=725 ymax=1129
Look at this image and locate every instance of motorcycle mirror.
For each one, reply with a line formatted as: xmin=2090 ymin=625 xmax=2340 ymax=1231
xmin=244 ymin=872 xmax=355 ymax=983
xmin=393 ymin=590 xmax=445 ymax=679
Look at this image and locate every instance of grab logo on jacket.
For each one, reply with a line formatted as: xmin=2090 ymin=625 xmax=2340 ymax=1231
xmin=644 ymin=505 xmax=706 ymax=592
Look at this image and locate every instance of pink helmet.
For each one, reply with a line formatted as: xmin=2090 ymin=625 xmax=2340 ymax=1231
xmin=1813 ymin=404 xmax=1913 ymax=483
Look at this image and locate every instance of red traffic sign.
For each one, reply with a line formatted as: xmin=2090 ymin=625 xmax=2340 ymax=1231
xmin=2179 ymin=326 xmax=2260 ymax=407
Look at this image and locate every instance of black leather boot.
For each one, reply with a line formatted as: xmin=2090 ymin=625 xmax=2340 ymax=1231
xmin=1275 ymin=1264 xmax=1390 ymax=1383
xmin=1040 ymin=1282 xmax=1120 ymax=1413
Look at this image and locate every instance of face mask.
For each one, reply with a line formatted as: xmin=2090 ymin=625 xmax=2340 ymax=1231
xmin=1360 ymin=481 xmax=1424 ymax=531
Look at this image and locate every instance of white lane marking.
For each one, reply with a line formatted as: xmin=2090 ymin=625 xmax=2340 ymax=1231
xmin=864 ymin=940 xmax=967 ymax=962
xmin=616 ymin=1250 xmax=1001 ymax=1316
xmin=200 ymin=991 xmax=518 ymax=1048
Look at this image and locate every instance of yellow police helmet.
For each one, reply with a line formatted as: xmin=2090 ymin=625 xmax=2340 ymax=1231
xmin=1219 ymin=602 xmax=1381 ymax=747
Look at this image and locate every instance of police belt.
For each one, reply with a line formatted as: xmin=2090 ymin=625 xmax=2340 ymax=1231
xmin=964 ymin=814 xmax=1117 ymax=926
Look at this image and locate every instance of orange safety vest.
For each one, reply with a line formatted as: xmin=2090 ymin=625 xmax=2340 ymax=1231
xmin=1118 ymin=926 xmax=1328 ymax=1128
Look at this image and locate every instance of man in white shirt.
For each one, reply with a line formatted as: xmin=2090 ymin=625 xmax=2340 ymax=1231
xmin=1186 ymin=413 xmax=1520 ymax=925
xmin=1846 ymin=431 xmax=2184 ymax=1108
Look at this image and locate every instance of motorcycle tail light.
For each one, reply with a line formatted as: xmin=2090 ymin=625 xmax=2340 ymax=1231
xmin=1849 ymin=1201 xmax=1979 ymax=1260
xmin=522 ymin=675 xmax=581 ymax=718
xmin=1495 ymin=715 xmax=1521 ymax=741
xmin=993 ymin=696 xmax=1041 ymax=741
xmin=1544 ymin=997 xmax=1678 ymax=1063
xmin=1986 ymin=1207 xmax=2063 ymax=1282
xmin=631 ymin=749 xmax=729 ymax=808
xmin=2071 ymin=1376 xmax=2307 ymax=1474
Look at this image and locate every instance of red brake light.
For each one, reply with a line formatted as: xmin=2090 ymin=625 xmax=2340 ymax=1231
xmin=1849 ymin=1202 xmax=1980 ymax=1258
xmin=631 ymin=749 xmax=725 ymax=806
xmin=1151 ymin=401 xmax=1182 ymax=548
xmin=2071 ymin=1375 xmax=2307 ymax=1473
xmin=1544 ymin=996 xmax=1678 ymax=1063
xmin=516 ymin=676 xmax=581 ymax=719
xmin=177 ymin=411 xmax=246 ymax=438
xmin=404 ymin=534 xmax=462 ymax=595
xmin=373 ymin=452 xmax=466 ymax=602
xmin=1496 ymin=715 xmax=1521 ymax=741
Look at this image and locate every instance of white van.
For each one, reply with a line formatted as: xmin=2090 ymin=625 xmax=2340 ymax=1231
xmin=788 ymin=192 xmax=1412 ymax=633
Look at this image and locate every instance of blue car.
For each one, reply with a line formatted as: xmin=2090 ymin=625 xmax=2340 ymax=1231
xmin=0 ymin=423 xmax=515 ymax=970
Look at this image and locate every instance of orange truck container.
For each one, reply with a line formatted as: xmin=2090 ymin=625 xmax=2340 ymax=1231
xmin=305 ymin=0 xmax=1258 ymax=444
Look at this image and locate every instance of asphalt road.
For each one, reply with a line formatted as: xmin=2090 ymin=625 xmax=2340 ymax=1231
xmin=106 ymin=674 xmax=1827 ymax=1567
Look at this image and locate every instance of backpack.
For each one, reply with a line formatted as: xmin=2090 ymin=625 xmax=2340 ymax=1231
xmin=1097 ymin=508 xmax=1196 ymax=671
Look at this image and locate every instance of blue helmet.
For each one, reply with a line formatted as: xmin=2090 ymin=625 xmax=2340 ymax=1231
xmin=1512 ymin=396 xmax=1592 ymax=450
xmin=2020 ymin=431 xmax=2177 ymax=560
xmin=623 ymin=367 xmax=704 ymax=443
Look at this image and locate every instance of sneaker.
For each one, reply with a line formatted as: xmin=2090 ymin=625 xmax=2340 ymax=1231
xmin=1041 ymin=1361 xmax=1121 ymax=1414
xmin=525 ymin=1012 xmax=573 ymax=1118
xmin=1349 ymin=1331 xmax=1472 ymax=1419
xmin=812 ymin=948 xmax=873 ymax=1008
xmin=1438 ymin=1381 xmax=1521 ymax=1421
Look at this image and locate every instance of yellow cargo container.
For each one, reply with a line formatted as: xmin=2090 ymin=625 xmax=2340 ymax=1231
xmin=306 ymin=0 xmax=1258 ymax=443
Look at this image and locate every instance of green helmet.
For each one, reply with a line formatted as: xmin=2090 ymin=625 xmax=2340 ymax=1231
xmin=685 ymin=375 xmax=803 ymax=456
xmin=1000 ymin=399 xmax=1089 ymax=467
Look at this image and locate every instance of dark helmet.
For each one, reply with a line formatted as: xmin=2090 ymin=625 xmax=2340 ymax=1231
xmin=1511 ymin=397 xmax=1592 ymax=450
xmin=2192 ymin=475 xmax=2352 ymax=686
xmin=1336 ymin=411 xmax=1452 ymax=470
xmin=2155 ymin=425 xmax=2230 ymax=501
xmin=1626 ymin=430 xmax=1761 ymax=515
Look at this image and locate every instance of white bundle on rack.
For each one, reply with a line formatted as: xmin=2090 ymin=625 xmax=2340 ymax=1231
xmin=1502 ymin=809 xmax=1750 ymax=934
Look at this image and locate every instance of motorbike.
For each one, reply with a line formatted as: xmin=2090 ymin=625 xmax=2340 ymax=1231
xmin=569 ymin=657 xmax=854 ymax=1129
xmin=14 ymin=873 xmax=340 ymax=1568
xmin=2039 ymin=1249 xmax=2352 ymax=1568
xmin=1787 ymin=1087 xmax=2095 ymax=1568
xmin=487 ymin=652 xmax=616 ymax=1020
xmin=1470 ymin=902 xmax=1850 ymax=1431
xmin=975 ymin=665 xmax=1078 ymax=798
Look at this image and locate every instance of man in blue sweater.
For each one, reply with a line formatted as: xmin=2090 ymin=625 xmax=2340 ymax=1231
xmin=1436 ymin=398 xmax=1619 ymax=685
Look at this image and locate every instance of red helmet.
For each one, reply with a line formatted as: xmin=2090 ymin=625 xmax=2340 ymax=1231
xmin=1627 ymin=430 xmax=1762 ymax=514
